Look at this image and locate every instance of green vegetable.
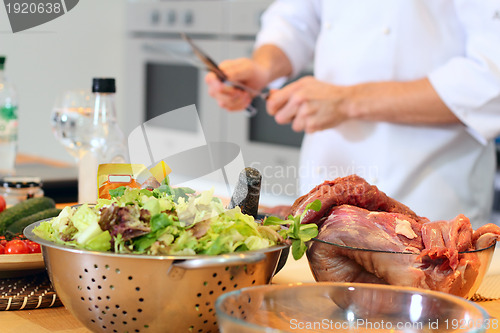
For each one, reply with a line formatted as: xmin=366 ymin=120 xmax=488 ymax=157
xmin=264 ymin=199 xmax=321 ymax=260
xmin=6 ymin=207 xmax=62 ymax=235
xmin=0 ymin=196 xmax=56 ymax=233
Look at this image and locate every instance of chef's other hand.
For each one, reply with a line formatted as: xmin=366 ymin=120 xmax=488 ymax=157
xmin=205 ymin=58 xmax=269 ymax=111
xmin=266 ymin=76 xmax=351 ymax=133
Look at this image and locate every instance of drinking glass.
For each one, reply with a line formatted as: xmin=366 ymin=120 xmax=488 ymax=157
xmin=50 ymin=90 xmax=98 ymax=203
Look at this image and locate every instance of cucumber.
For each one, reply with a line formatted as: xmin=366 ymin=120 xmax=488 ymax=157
xmin=0 ymin=197 xmax=56 ymax=233
xmin=6 ymin=207 xmax=62 ymax=235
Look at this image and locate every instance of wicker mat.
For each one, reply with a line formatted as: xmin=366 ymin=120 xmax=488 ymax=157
xmin=470 ymin=274 xmax=500 ymax=302
xmin=0 ymin=272 xmax=62 ymax=311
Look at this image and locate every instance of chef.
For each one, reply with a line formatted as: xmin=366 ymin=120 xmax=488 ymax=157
xmin=205 ymin=0 xmax=500 ymax=228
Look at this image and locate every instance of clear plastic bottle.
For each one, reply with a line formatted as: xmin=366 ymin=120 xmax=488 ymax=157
xmin=0 ymin=56 xmax=18 ymax=176
xmin=78 ymin=78 xmax=129 ymax=203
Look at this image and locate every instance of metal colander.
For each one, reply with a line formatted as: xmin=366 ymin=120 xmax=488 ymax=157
xmin=24 ymin=220 xmax=287 ymax=333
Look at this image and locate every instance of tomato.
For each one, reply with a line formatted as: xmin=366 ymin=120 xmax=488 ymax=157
xmin=0 ymin=243 xmax=4 ymax=254
xmin=0 ymin=236 xmax=6 ymax=247
xmin=0 ymin=195 xmax=5 ymax=213
xmin=4 ymin=239 xmax=29 ymax=254
xmin=26 ymin=240 xmax=41 ymax=254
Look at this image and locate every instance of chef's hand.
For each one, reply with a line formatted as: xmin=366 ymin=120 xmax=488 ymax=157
xmin=205 ymin=58 xmax=269 ymax=112
xmin=267 ymin=76 xmax=351 ymax=133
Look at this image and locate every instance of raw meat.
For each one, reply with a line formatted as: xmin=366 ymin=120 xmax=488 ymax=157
xmin=302 ymin=176 xmax=500 ymax=297
xmin=291 ymin=175 xmax=428 ymax=225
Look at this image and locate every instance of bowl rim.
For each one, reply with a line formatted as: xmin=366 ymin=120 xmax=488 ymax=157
xmin=214 ymin=281 xmax=491 ymax=332
xmin=23 ymin=219 xmax=289 ymax=260
xmin=309 ymin=237 xmax=497 ymax=255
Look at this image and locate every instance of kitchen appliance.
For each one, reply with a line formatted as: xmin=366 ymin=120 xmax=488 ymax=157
xmin=124 ymin=0 xmax=307 ymax=204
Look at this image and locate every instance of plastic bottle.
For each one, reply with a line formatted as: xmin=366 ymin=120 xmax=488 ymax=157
xmin=78 ymin=78 xmax=129 ymax=203
xmin=0 ymin=56 xmax=18 ymax=176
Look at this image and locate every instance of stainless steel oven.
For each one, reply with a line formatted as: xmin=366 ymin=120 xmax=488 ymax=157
xmin=124 ymin=0 xmax=306 ymax=204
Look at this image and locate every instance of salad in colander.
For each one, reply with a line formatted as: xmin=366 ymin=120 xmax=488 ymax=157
xmin=33 ymin=183 xmax=319 ymax=259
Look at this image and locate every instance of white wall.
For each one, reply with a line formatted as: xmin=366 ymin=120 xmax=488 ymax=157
xmin=0 ymin=0 xmax=126 ymax=164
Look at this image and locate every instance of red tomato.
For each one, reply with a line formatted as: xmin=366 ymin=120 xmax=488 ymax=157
xmin=0 ymin=195 xmax=5 ymax=213
xmin=4 ymin=239 xmax=29 ymax=254
xmin=0 ymin=243 xmax=4 ymax=254
xmin=0 ymin=236 xmax=6 ymax=247
xmin=26 ymin=241 xmax=41 ymax=254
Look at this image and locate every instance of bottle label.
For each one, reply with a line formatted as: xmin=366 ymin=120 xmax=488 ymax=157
xmin=1 ymin=104 xmax=18 ymax=121
xmin=0 ymin=105 xmax=18 ymax=141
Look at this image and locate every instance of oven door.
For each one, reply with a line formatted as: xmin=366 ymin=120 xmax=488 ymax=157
xmin=124 ymin=36 xmax=227 ymax=156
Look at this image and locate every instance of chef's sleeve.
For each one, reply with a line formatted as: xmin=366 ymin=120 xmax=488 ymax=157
xmin=428 ymin=0 xmax=500 ymax=144
xmin=255 ymin=0 xmax=321 ymax=78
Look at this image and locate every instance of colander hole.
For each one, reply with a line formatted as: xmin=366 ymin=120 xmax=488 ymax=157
xmin=197 ymin=293 xmax=202 ymax=297
xmin=136 ymin=287 xmax=140 ymax=291
xmin=230 ymin=276 xmax=234 ymax=280
xmin=198 ymin=329 xmax=203 ymax=333
xmin=84 ymin=269 xmax=88 ymax=273
xmin=102 ymin=310 xmax=106 ymax=315
xmin=139 ymin=298 xmax=144 ymax=302
xmin=102 ymin=325 xmax=106 ymax=329
xmin=102 ymin=275 xmax=107 ymax=280
xmin=198 ymin=313 xmax=202 ymax=318
xmin=110 ymin=321 xmax=114 ymax=325
xmin=238 ymin=305 xmax=242 ymax=309
xmin=138 ymin=308 xmax=143 ymax=313
xmin=134 ymin=330 xmax=140 ymax=333
xmin=189 ymin=326 xmax=194 ymax=331
xmin=128 ymin=276 xmax=133 ymax=280
xmin=110 ymin=285 xmax=115 ymax=290
xmin=225 ymin=266 xmax=229 ymax=271
xmin=132 ymin=317 xmax=137 ymax=321
xmin=79 ymin=275 xmax=82 ymax=279
xmin=203 ymin=281 xmax=208 ymax=286
xmin=98 ymin=285 xmax=102 ymax=289
xmin=217 ymin=281 xmax=222 ymax=286
xmin=105 ymin=264 xmax=110 ymax=269
xmin=77 ymin=286 xmax=82 ymax=290
xmin=123 ymin=321 xmax=127 ymax=325
xmin=95 ymin=305 xmax=99 ymax=309
xmin=88 ymin=297 xmax=93 ymax=301
xmin=203 ymin=320 xmax=208 ymax=324
xmin=209 ymin=290 xmax=214 ymax=295
xmin=113 ymin=330 xmax=117 ymax=333
xmin=87 ymin=286 xmax=91 ymax=290
xmin=208 ymin=309 xmax=213 ymax=313
xmin=115 ymin=268 xmax=120 ymax=274
xmin=123 ymin=310 xmax=127 ymax=315
xmin=212 ymin=273 xmax=217 ymax=278
xmin=205 ymin=302 xmax=210 ymax=306
xmin=91 ymin=319 xmax=95 ymax=323
xmin=88 ymin=308 xmax=92 ymax=312
xmin=195 ymin=304 xmax=200 ymax=311
xmin=222 ymin=287 xmax=226 ymax=291
xmin=98 ymin=317 xmax=102 ymax=321
xmin=80 ymin=297 xmax=84 ymax=301
xmin=252 ymin=280 xmax=256 ymax=285
xmin=106 ymin=306 xmax=110 ymax=310
xmin=233 ymin=284 xmax=238 ymax=289
xmin=144 ymin=324 xmax=149 ymax=328
xmin=248 ymin=297 xmax=251 ymax=303
xmin=115 ymin=304 xmax=120 ymax=309
xmin=113 ymin=314 xmax=117 ymax=317
xmin=91 ymin=278 xmax=95 ymax=282
xmin=106 ymin=296 xmax=111 ymax=300
xmin=94 ymin=264 xmax=98 ymax=269
xmin=97 ymin=296 xmax=102 ymax=300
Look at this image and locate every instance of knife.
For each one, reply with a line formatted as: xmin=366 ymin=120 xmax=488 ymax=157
xmin=181 ymin=33 xmax=269 ymax=116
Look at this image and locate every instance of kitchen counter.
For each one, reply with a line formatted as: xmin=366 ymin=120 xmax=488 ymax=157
xmin=1 ymin=249 xmax=499 ymax=333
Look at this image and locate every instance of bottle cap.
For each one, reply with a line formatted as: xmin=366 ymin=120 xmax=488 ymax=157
xmin=0 ymin=56 xmax=5 ymax=70
xmin=92 ymin=78 xmax=116 ymax=93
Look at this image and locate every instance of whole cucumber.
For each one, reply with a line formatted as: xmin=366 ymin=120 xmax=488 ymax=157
xmin=6 ymin=207 xmax=62 ymax=235
xmin=0 ymin=197 xmax=56 ymax=233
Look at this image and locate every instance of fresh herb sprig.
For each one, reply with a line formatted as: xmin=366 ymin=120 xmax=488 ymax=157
xmin=263 ymin=200 xmax=321 ymax=260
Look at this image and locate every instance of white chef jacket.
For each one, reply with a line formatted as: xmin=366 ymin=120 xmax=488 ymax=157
xmin=256 ymin=0 xmax=500 ymax=228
